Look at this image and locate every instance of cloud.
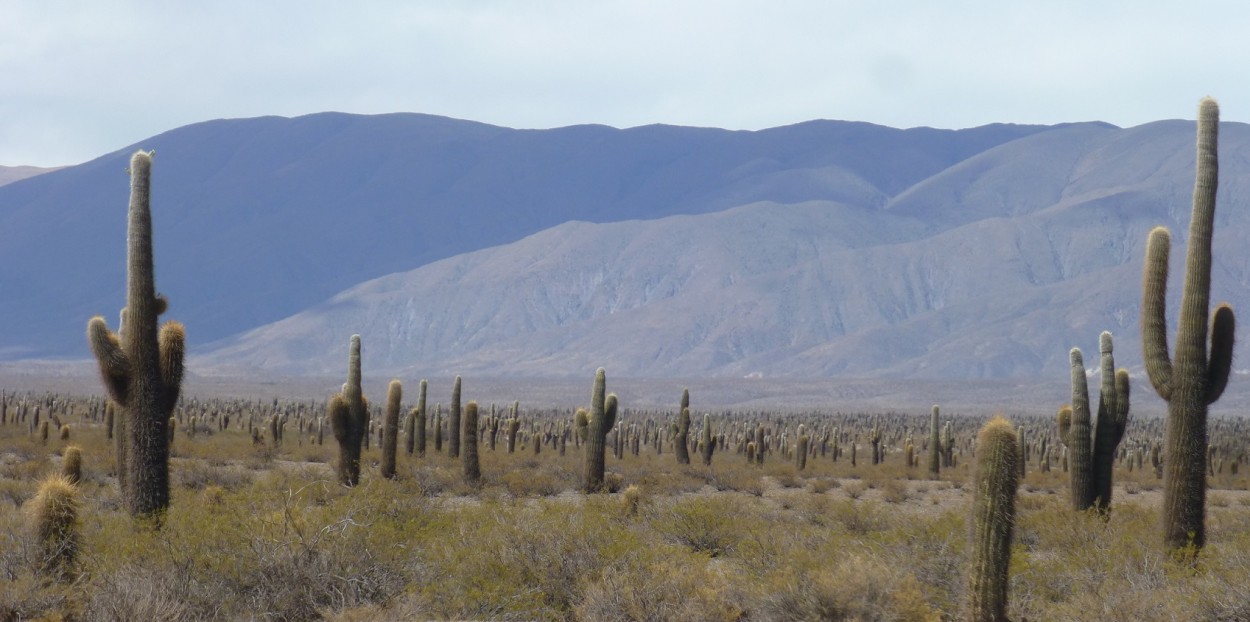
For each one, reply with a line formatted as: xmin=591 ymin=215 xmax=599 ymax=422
xmin=2 ymin=1 xmax=1249 ymax=165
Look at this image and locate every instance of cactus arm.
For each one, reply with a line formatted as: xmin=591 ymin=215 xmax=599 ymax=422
xmin=1206 ymin=304 xmax=1235 ymax=404
xmin=158 ymin=321 xmax=185 ymax=411
xmin=1068 ymin=348 xmax=1094 ymax=509
xmin=1113 ymin=369 xmax=1130 ymax=442
xmin=1175 ymin=99 xmax=1220 ymax=383
xmin=88 ymin=317 xmax=129 ymax=404
xmin=1096 ymin=332 xmax=1117 ymax=423
xmin=1142 ymin=227 xmax=1173 ymax=401
xmin=328 ymin=395 xmax=350 ymax=442
xmin=604 ymin=394 xmax=618 ymax=432
xmin=1057 ymin=405 xmax=1072 ymax=445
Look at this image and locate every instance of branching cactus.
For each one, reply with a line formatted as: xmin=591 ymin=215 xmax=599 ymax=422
xmin=1141 ymin=98 xmax=1236 ymax=554
xmin=87 ymin=151 xmax=185 ymax=519
xmin=968 ymin=416 xmax=1020 ymax=622
xmin=328 ymin=335 xmax=369 ymax=487
xmin=381 ymin=380 xmax=402 ymax=479
xmin=674 ymin=407 xmax=691 ymax=465
xmin=928 ymin=405 xmax=941 ymax=477
xmin=463 ymin=401 xmax=481 ymax=483
xmin=583 ymin=368 xmax=619 ymax=493
xmin=701 ymin=414 xmax=715 ymax=466
xmin=448 ymin=376 xmax=462 ymax=458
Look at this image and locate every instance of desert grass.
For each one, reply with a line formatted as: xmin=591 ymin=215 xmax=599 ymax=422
xmin=0 ymin=403 xmax=1248 ymax=620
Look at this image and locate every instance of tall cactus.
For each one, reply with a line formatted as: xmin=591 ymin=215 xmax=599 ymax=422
xmin=1141 ymin=98 xmax=1236 ymax=554
xmin=328 ymin=335 xmax=368 ymax=487
xmin=967 ymin=416 xmax=1020 ymax=622
xmin=583 ymin=368 xmax=619 ymax=493
xmin=87 ymin=151 xmax=185 ymax=518
xmin=448 ymin=376 xmax=462 ymax=458
xmin=381 ymin=380 xmax=402 ymax=479
xmin=928 ymin=405 xmax=941 ymax=477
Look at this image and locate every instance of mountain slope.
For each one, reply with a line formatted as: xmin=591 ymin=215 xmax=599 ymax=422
xmin=0 ymin=113 xmax=1049 ymax=358
xmin=196 ymin=119 xmax=1250 ymax=379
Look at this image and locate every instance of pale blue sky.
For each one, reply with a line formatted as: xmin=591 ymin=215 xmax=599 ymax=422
xmin=3 ymin=1 xmax=1247 ymax=166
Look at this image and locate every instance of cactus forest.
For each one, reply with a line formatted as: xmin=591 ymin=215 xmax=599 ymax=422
xmin=3 ymin=99 xmax=1250 ymax=621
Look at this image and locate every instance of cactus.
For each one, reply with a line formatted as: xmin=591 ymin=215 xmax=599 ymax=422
xmin=1060 ymin=335 xmax=1131 ymax=512
xmin=85 ymin=151 xmax=184 ymax=518
xmin=869 ymin=420 xmax=882 ymax=465
xmin=967 ymin=416 xmax=1020 ymax=622
xmin=700 ymin=414 xmax=715 ymax=466
xmin=328 ymin=335 xmax=368 ymax=487
xmin=583 ymin=368 xmax=619 ymax=493
xmin=674 ymin=407 xmax=691 ymax=465
xmin=928 ymin=405 xmax=941 ymax=477
xmin=1141 ymin=98 xmax=1235 ymax=554
xmin=795 ymin=424 xmax=808 ymax=471
xmin=62 ymin=446 xmax=83 ymax=486
xmin=407 ymin=379 xmax=426 ymax=456
xmin=463 ymin=401 xmax=481 ymax=483
xmin=448 ymin=376 xmax=462 ymax=458
xmin=507 ymin=413 xmax=521 ymax=453
xmin=27 ymin=474 xmax=80 ymax=579
xmin=381 ymin=380 xmax=402 ymax=479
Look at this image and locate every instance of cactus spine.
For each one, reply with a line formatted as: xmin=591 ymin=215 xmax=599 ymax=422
xmin=968 ymin=416 xmax=1020 ymax=622
xmin=463 ymin=401 xmax=481 ymax=483
xmin=87 ymin=151 xmax=185 ymax=518
xmin=583 ymin=368 xmax=619 ymax=493
xmin=928 ymin=405 xmax=941 ymax=477
xmin=1141 ymin=98 xmax=1236 ymax=554
xmin=328 ymin=335 xmax=368 ymax=487
xmin=448 ymin=376 xmax=462 ymax=458
xmin=381 ymin=380 xmax=402 ymax=479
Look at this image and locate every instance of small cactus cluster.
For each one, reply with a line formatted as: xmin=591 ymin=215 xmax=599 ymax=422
xmin=1058 ymin=332 xmax=1129 ymax=512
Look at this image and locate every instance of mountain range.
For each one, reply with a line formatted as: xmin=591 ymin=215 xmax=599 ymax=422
xmin=2 ymin=111 xmax=1248 ymax=381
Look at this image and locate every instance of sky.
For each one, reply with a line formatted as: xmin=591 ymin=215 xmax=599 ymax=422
xmin=3 ymin=1 xmax=1250 ymax=167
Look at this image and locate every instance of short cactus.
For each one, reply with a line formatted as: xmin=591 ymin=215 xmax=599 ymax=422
xmin=674 ymin=407 xmax=691 ymax=465
xmin=928 ymin=405 xmax=941 ymax=477
xmin=448 ymin=376 xmax=462 ymax=458
xmin=700 ymin=414 xmax=715 ymax=466
xmin=381 ymin=379 xmax=402 ymax=479
xmin=463 ymin=401 xmax=481 ymax=483
xmin=62 ymin=446 xmax=83 ymax=485
xmin=27 ymin=475 xmax=80 ymax=579
xmin=967 ymin=416 xmax=1020 ymax=622
xmin=583 ymin=368 xmax=619 ymax=493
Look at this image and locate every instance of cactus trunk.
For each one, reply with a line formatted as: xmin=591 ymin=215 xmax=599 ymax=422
xmin=463 ymin=401 xmax=481 ymax=483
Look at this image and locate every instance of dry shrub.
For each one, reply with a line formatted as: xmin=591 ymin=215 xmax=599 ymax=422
xmin=759 ymin=554 xmax=941 ymax=621
xmin=83 ymin=566 xmax=192 ymax=622
xmin=575 ymin=555 xmax=748 ymax=621
xmin=880 ymin=478 xmax=911 ymax=504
